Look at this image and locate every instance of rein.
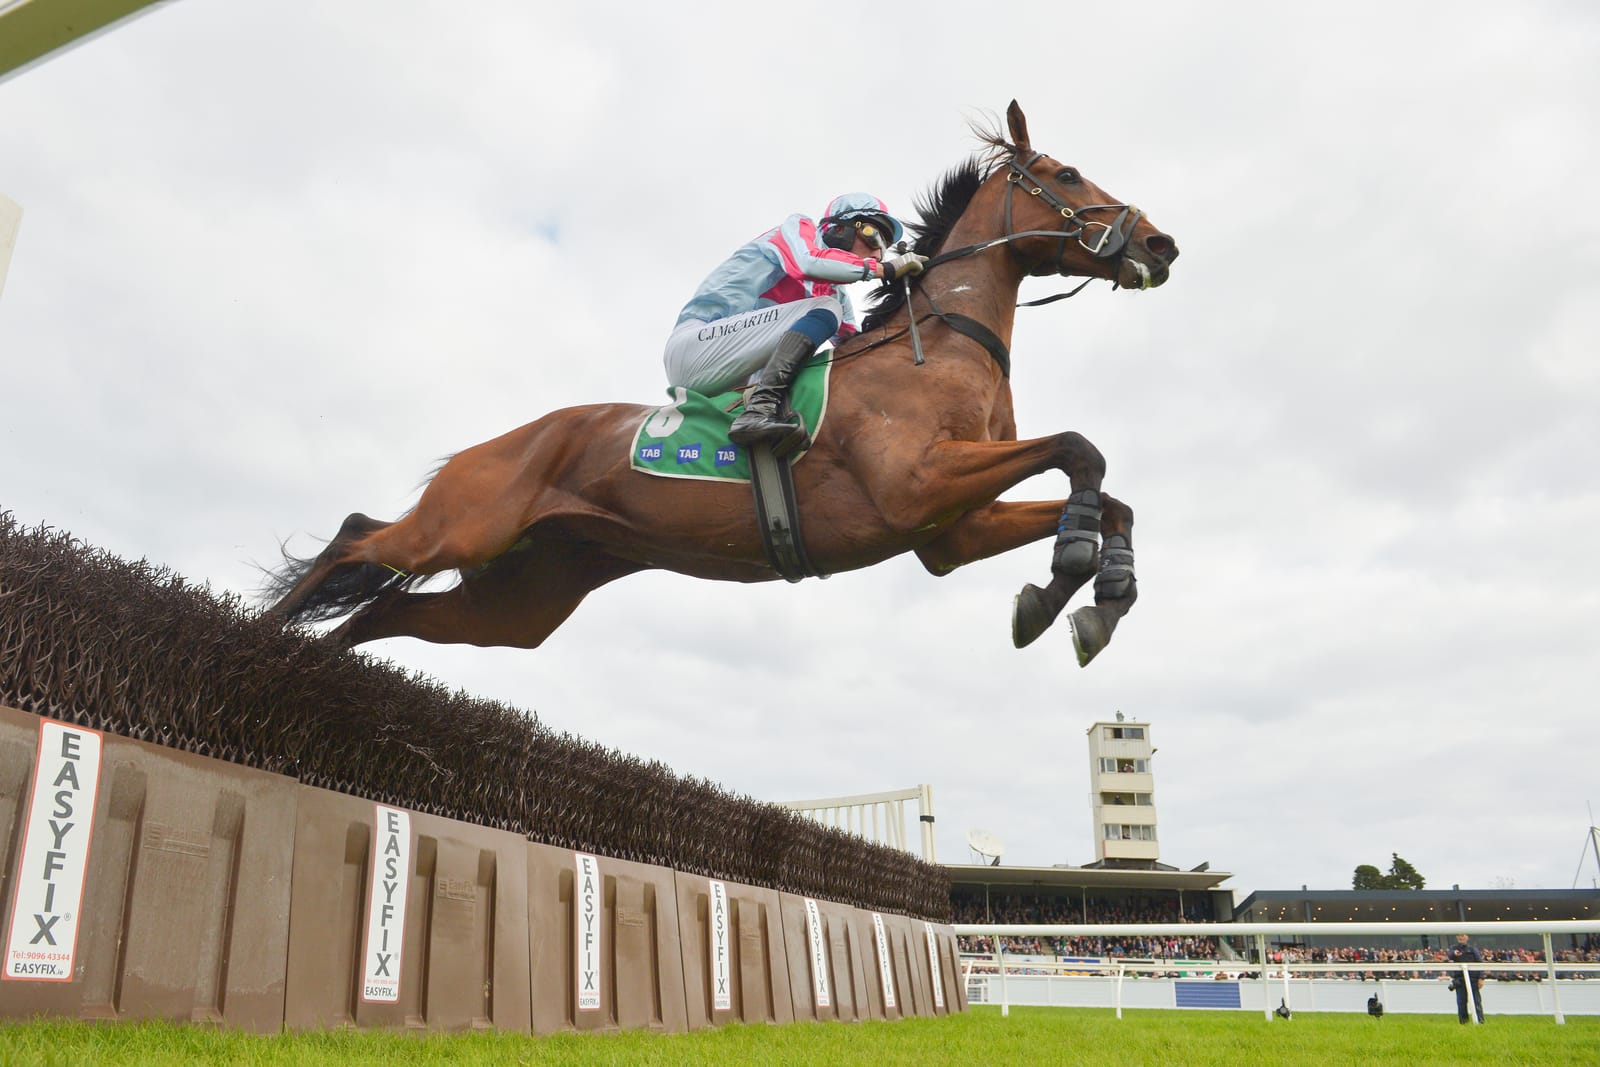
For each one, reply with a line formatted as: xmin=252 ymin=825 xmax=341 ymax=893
xmin=839 ymin=151 xmax=1148 ymax=378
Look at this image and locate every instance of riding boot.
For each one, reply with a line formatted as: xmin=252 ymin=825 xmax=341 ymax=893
xmin=728 ymin=329 xmax=817 ymax=456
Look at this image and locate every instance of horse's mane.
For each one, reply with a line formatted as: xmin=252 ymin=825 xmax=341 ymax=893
xmin=859 ymin=121 xmax=1017 ymax=334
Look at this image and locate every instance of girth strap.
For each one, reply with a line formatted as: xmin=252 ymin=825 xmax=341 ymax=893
xmin=938 ymin=312 xmax=1011 ymax=378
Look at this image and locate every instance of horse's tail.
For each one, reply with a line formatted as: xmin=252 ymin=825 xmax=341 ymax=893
xmin=261 ymin=541 xmax=415 ymax=625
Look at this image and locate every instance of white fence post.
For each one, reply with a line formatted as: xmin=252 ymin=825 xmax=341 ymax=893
xmin=1545 ymin=933 xmax=1565 ymax=1025
xmin=1258 ymin=934 xmax=1271 ymax=1021
xmin=998 ymin=945 xmax=1009 ymax=1018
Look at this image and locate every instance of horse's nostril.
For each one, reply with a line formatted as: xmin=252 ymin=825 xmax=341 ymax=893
xmin=1145 ymin=233 xmax=1178 ymax=261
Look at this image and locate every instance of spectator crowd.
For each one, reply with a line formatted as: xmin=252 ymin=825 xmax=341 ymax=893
xmin=953 ymin=892 xmax=1600 ymax=979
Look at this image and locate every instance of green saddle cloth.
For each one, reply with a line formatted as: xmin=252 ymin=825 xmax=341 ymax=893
xmin=631 ymin=358 xmax=832 ymax=482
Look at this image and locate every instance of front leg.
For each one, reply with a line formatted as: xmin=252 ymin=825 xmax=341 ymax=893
xmin=1014 ymin=495 xmax=1135 ymax=659
xmin=914 ymin=500 xmax=1063 ymax=575
xmin=1061 ymin=499 xmax=1137 ymax=665
xmin=866 ymin=432 xmax=1106 ymax=535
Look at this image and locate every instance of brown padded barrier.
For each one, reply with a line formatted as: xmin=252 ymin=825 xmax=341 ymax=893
xmin=937 ymin=922 xmax=968 ymax=1012
xmin=1 ymin=704 xmax=964 ymax=1034
xmin=892 ymin=915 xmax=966 ymax=1017
xmin=844 ymin=908 xmax=914 ymax=1021
xmin=526 ymin=842 xmax=688 ymax=1034
xmin=674 ymin=872 xmax=794 ymax=1028
xmin=0 ymin=705 xmax=296 ymax=1032
xmin=777 ymin=893 xmax=871 ymax=1023
xmin=282 ymin=785 xmax=532 ymax=1032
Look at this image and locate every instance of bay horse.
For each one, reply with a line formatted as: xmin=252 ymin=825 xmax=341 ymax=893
xmin=267 ymin=101 xmax=1179 ymax=666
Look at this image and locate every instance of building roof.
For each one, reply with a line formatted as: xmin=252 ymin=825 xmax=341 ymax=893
xmin=945 ymin=862 xmax=1231 ymax=894
xmin=1234 ymin=887 xmax=1600 ymax=924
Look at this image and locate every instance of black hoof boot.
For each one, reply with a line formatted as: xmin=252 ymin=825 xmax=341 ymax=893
xmin=1052 ymin=489 xmax=1103 ymax=576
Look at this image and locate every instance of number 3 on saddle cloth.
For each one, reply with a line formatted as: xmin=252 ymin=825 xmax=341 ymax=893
xmin=630 ymin=357 xmax=832 ymax=481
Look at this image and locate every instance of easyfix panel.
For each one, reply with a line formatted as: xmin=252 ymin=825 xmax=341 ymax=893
xmin=935 ymin=922 xmax=967 ymax=1012
xmin=890 ymin=914 xmax=966 ymax=1017
xmin=0 ymin=705 xmax=296 ymax=1031
xmin=674 ymin=872 xmax=793 ymax=1029
xmin=526 ymin=844 xmax=688 ymax=1034
xmin=282 ymin=786 xmax=531 ymax=1032
xmin=778 ymin=893 xmax=871 ymax=1023
xmin=846 ymin=907 xmax=913 ymax=1021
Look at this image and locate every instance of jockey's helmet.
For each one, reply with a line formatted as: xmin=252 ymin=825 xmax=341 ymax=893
xmin=820 ymin=192 xmax=905 ymax=251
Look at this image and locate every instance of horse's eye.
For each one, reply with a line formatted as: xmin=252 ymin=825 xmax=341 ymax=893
xmin=1057 ymin=168 xmax=1080 ymax=184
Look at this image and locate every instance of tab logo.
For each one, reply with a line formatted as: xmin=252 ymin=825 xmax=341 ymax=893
xmin=924 ymin=922 xmax=945 ymax=1009
xmin=804 ymin=897 xmax=831 ymax=1008
xmin=714 ymin=446 xmax=739 ymax=468
xmin=872 ymin=912 xmax=896 ymax=1009
xmin=676 ymin=443 xmax=702 ymax=464
xmin=637 ymin=444 xmax=664 ymax=463
xmin=361 ymin=806 xmax=410 ymax=1002
xmin=709 ymin=880 xmax=731 ymax=1011
xmin=4 ymin=721 xmax=102 ymax=982
xmin=575 ymin=852 xmax=602 ymax=1011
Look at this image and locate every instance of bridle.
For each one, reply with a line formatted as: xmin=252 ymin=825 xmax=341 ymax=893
xmin=921 ymin=151 xmax=1150 ymax=303
xmin=1004 ymin=153 xmax=1146 ymax=279
xmin=843 ymin=150 xmax=1152 ymax=376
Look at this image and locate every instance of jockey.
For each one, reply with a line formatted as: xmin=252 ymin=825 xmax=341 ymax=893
xmin=664 ymin=192 xmax=927 ymax=454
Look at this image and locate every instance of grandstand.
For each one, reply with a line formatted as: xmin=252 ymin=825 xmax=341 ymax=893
xmin=786 ymin=713 xmax=1600 ymax=1014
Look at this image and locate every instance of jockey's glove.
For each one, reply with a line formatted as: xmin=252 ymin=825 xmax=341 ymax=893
xmin=882 ymin=252 xmax=929 ymax=283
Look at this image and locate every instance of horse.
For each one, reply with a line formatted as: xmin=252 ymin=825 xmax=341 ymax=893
xmin=266 ymin=101 xmax=1179 ymax=666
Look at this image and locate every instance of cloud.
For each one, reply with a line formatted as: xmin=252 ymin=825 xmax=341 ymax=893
xmin=2 ymin=0 xmax=1597 ymax=903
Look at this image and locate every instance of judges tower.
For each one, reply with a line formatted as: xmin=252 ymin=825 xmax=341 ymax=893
xmin=1087 ymin=712 xmax=1159 ymax=865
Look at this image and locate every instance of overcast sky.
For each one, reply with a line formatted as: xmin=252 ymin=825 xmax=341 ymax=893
xmin=3 ymin=2 xmax=1597 ymax=903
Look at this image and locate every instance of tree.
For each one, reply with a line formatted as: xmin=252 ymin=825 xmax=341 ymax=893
xmin=1352 ymin=864 xmax=1386 ymax=890
xmin=1386 ymin=852 xmax=1426 ymax=890
xmin=1351 ymin=853 xmax=1427 ymax=890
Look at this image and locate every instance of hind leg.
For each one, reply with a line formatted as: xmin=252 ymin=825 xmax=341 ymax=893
xmin=330 ymin=536 xmax=646 ymax=649
xmin=274 ymin=437 xmax=586 ymax=627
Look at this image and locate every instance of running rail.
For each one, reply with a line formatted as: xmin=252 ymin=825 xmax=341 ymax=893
xmin=954 ymin=921 xmax=1600 ymax=1025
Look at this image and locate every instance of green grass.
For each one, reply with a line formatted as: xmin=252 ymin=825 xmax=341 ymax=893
xmin=2 ymin=1007 xmax=1596 ymax=1066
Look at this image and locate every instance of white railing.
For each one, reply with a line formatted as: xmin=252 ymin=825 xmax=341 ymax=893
xmin=953 ymin=921 xmax=1600 ymax=1025
xmin=778 ymin=784 xmax=936 ymax=861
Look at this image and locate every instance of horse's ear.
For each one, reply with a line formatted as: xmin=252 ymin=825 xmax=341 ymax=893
xmin=1006 ymin=100 xmax=1031 ymax=153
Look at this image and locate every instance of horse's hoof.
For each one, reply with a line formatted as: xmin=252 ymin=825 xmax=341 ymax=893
xmin=1012 ymin=584 xmax=1055 ymax=649
xmin=1066 ymin=606 xmax=1111 ymax=667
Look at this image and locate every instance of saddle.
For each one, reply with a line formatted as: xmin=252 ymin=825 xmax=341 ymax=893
xmin=631 ymin=360 xmax=833 ymax=581
xmin=629 ymin=359 xmax=831 ymax=483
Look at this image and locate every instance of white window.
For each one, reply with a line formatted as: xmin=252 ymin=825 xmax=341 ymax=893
xmin=1108 ymin=824 xmax=1157 ymax=841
